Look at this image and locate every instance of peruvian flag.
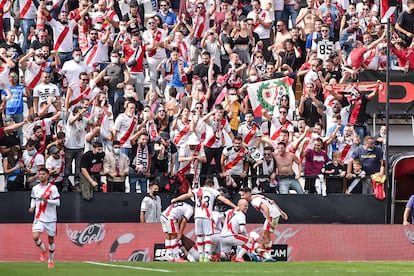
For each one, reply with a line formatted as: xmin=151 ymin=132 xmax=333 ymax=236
xmin=380 ymin=0 xmax=399 ymax=23
xmin=247 ymin=77 xmax=295 ymax=118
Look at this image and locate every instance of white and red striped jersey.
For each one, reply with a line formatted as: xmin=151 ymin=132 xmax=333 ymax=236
xmin=237 ymin=122 xmax=262 ymax=150
xmin=19 ymin=0 xmax=37 ymax=19
xmin=79 ymin=34 xmax=108 ymax=68
xmin=162 ymin=201 xmax=194 ymax=221
xmin=30 ymin=183 xmax=60 ymax=222
xmin=142 ymin=28 xmax=167 ymax=59
xmin=204 ymin=117 xmax=231 ymax=148
xmin=251 ymin=194 xmax=281 ymax=218
xmin=48 ymin=18 xmax=77 ymax=53
xmin=67 ymin=80 xmax=98 ymax=111
xmin=25 ymin=61 xmax=48 ymax=90
xmin=113 ymin=113 xmax=137 ymax=149
xmin=221 ymin=209 xmax=247 ymax=237
xmin=192 ymin=187 xmax=220 ymax=219
xmin=247 ymin=9 xmax=272 ymax=39
xmin=173 ymin=119 xmax=191 ymax=147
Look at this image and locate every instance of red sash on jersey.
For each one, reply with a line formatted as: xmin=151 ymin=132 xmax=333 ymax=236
xmin=177 ymin=144 xmax=202 ymax=175
xmin=85 ymin=44 xmax=99 ymax=65
xmin=120 ymin=116 xmax=137 ymax=146
xmin=69 ymin=86 xmax=91 ymax=107
xmin=28 ymin=152 xmax=39 ymax=169
xmin=35 ymin=183 xmax=53 ymax=220
xmin=39 ymin=120 xmax=47 ymax=155
xmin=340 ymin=143 xmax=352 ymax=160
xmin=148 ymin=120 xmax=158 ymax=141
xmin=225 ymin=148 xmax=246 ymax=171
xmin=97 ymin=106 xmax=108 ymax=126
xmin=0 ymin=64 xmax=6 ymax=74
xmin=173 ymin=122 xmax=190 ymax=145
xmin=205 ymin=118 xmax=226 ymax=147
xmin=270 ymin=121 xmax=291 ymax=140
xmin=148 ymin=30 xmax=162 ymax=57
xmin=252 ymin=10 xmax=266 ymax=31
xmin=349 ymin=100 xmax=362 ymax=125
xmin=54 ymin=26 xmax=70 ymax=51
xmin=20 ymin=0 xmax=32 ymax=19
xmin=243 ymin=124 xmax=258 ymax=145
xmin=300 ymin=132 xmax=313 ymax=162
xmin=194 ymin=13 xmax=207 ymax=38
xmin=363 ymin=48 xmax=376 ymax=67
xmin=27 ymin=63 xmax=46 ymax=90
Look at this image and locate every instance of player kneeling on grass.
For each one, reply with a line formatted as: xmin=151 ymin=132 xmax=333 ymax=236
xmin=220 ymin=199 xmax=252 ymax=262
xmin=160 ymin=201 xmax=194 ymax=262
xmin=29 ymin=168 xmax=61 ymax=269
xmin=240 ymin=187 xmax=288 ymax=262
xmin=171 ymin=179 xmax=237 ymax=262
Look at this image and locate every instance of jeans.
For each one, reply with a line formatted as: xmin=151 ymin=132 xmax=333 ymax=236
xmin=129 ymin=176 xmax=147 ymax=193
xmin=3 ymin=18 xmax=11 ymax=33
xmin=283 ymin=5 xmax=299 ymax=28
xmin=20 ymin=19 xmax=36 ymax=54
xmin=354 ymin=125 xmax=367 ymax=143
xmin=108 ymin=89 xmax=124 ymax=109
xmin=64 ymin=147 xmax=84 ymax=189
xmin=278 ymin=177 xmax=304 ymax=194
xmin=8 ymin=113 xmax=24 ymax=145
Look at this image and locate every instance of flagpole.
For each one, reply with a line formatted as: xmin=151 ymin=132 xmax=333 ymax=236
xmin=385 ymin=18 xmax=391 ymax=223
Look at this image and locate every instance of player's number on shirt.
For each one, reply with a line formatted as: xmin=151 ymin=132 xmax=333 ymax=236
xmin=173 ymin=202 xmax=184 ymax=208
xmin=196 ymin=195 xmax=210 ymax=208
xmin=319 ymin=43 xmax=333 ymax=55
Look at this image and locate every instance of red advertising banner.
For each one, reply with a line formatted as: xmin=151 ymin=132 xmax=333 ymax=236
xmin=1 ymin=223 xmax=414 ymax=261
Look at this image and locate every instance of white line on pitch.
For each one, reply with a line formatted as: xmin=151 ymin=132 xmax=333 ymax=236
xmin=84 ymin=261 xmax=172 ymax=273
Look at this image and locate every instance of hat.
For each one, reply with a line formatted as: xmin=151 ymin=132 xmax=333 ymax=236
xmin=238 ymin=15 xmax=248 ymax=22
xmin=4 ymin=117 xmax=14 ymax=123
xmin=187 ymin=134 xmax=200 ymax=145
xmin=130 ymin=0 xmax=138 ymax=7
xmin=49 ymin=146 xmax=59 ymax=154
xmin=95 ymin=17 xmax=104 ymax=23
xmin=160 ymin=132 xmax=170 ymax=140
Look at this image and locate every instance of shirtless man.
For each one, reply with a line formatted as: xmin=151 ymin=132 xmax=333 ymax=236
xmin=296 ymin=0 xmax=322 ymax=36
xmin=270 ymin=19 xmax=292 ymax=53
xmin=273 ymin=141 xmax=304 ymax=194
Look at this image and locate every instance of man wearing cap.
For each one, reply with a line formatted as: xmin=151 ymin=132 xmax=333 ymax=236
xmin=45 ymin=146 xmax=65 ymax=192
xmin=178 ymin=133 xmax=206 ymax=188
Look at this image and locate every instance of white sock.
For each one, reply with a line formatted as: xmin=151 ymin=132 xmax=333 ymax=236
xmin=48 ymin=243 xmax=55 ymax=262
xmin=35 ymin=239 xmax=46 ymax=252
xmin=196 ymin=236 xmax=204 ymax=259
xmin=204 ymin=236 xmax=212 ymax=259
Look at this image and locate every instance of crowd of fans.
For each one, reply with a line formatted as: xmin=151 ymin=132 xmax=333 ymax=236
xmin=0 ymin=0 xmax=403 ymax=199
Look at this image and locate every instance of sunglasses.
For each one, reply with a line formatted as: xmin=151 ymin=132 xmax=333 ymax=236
xmin=256 ymin=56 xmax=263 ymax=58
xmin=10 ymin=75 xmax=18 ymax=79
xmin=264 ymin=153 xmax=272 ymax=156
xmin=247 ymin=23 xmax=253 ymax=26
xmin=148 ymin=22 xmax=156 ymax=25
xmin=280 ymin=111 xmax=287 ymax=114
xmin=197 ymin=6 xmax=205 ymax=9
xmin=160 ymin=4 xmax=168 ymax=7
xmin=43 ymin=76 xmax=51 ymax=79
xmin=321 ymin=30 xmax=329 ymax=32
xmin=158 ymin=110 xmax=166 ymax=112
xmin=81 ymin=78 xmax=89 ymax=82
xmin=195 ymin=107 xmax=202 ymax=109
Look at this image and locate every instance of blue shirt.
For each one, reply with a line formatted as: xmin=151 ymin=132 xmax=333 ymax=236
xmin=164 ymin=60 xmax=188 ymax=87
xmin=156 ymin=11 xmax=177 ymax=33
xmin=351 ymin=145 xmax=383 ymax=175
xmin=407 ymin=195 xmax=414 ymax=224
xmin=3 ymin=84 xmax=25 ymax=115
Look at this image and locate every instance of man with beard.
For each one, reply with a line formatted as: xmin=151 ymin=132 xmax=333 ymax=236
xmin=193 ymin=51 xmax=221 ymax=82
xmin=302 ymin=137 xmax=329 ymax=194
xmin=80 ymin=141 xmax=105 ymax=200
xmin=273 ymin=141 xmax=304 ymax=194
xmin=130 ymin=132 xmax=151 ymax=194
xmin=43 ymin=9 xmax=78 ymax=66
xmin=105 ymin=50 xmax=131 ymax=108
xmin=220 ymin=136 xmax=249 ymax=196
xmin=78 ymin=22 xmax=111 ymax=70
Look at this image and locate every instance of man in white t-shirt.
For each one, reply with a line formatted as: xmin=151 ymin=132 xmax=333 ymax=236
xmin=29 ymin=168 xmax=60 ymax=269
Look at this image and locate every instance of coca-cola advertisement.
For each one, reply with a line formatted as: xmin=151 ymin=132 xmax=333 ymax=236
xmin=1 ymin=223 xmax=414 ymax=261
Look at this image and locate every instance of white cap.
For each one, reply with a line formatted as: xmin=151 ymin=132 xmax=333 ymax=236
xmin=187 ymin=134 xmax=200 ymax=145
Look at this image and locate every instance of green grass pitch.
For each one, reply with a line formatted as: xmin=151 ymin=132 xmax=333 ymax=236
xmin=1 ymin=261 xmax=414 ymax=276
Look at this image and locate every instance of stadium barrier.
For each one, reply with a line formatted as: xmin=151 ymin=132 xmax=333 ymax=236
xmin=1 ymin=223 xmax=414 ymax=261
